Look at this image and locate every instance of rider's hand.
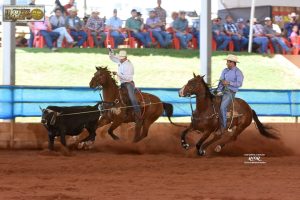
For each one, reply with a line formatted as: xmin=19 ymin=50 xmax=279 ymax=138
xmin=222 ymin=80 xmax=230 ymax=86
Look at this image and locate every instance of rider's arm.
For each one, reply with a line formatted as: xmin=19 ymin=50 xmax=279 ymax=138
xmin=109 ymin=52 xmax=120 ymax=63
xmin=230 ymin=70 xmax=244 ymax=88
xmin=217 ymin=69 xmax=226 ymax=91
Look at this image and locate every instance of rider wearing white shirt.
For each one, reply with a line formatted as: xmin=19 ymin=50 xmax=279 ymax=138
xmin=109 ymin=50 xmax=141 ymax=121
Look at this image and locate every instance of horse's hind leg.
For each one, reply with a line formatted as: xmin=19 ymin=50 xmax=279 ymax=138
xmin=137 ymin=117 xmax=157 ymax=142
xmin=214 ymin=126 xmax=246 ymax=153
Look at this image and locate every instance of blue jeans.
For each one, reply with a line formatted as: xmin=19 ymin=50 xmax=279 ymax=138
xmin=175 ymin=32 xmax=193 ymax=49
xmin=214 ymin=33 xmax=231 ymax=50
xmin=193 ymin=31 xmax=199 ymax=46
xmin=122 ymin=82 xmax=141 ymax=115
xmin=231 ymin=35 xmax=248 ymax=51
xmin=90 ymin=31 xmax=106 ymax=47
xmin=110 ymin=31 xmax=125 ymax=48
xmin=270 ymin=37 xmax=290 ymax=53
xmin=132 ymin=31 xmax=152 ymax=47
xmin=70 ymin=30 xmax=87 ymax=46
xmin=220 ymin=90 xmax=235 ymax=128
xmin=28 ymin=29 xmax=34 ymax=48
xmin=152 ymin=31 xmax=172 ymax=47
xmin=39 ymin=30 xmax=59 ymax=49
xmin=253 ymin=36 xmax=268 ymax=54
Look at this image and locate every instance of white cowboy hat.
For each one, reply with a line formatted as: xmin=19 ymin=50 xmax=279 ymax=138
xmin=264 ymin=17 xmax=271 ymax=21
xmin=117 ymin=50 xmax=127 ymax=58
xmin=224 ymin=54 xmax=239 ymax=63
xmin=68 ymin=6 xmax=78 ymax=13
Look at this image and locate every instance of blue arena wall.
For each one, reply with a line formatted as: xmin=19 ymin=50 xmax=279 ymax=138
xmin=0 ymin=86 xmax=300 ymax=119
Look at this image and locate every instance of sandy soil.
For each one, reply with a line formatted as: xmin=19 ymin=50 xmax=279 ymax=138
xmin=0 ymin=126 xmax=299 ymax=200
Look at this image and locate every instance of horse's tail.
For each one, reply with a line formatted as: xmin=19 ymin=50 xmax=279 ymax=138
xmin=162 ymin=102 xmax=187 ymax=128
xmin=252 ymin=109 xmax=279 ymax=139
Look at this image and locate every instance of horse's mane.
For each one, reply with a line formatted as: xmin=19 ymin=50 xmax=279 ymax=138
xmin=96 ymin=66 xmax=118 ymax=86
xmin=199 ymin=76 xmax=214 ymax=100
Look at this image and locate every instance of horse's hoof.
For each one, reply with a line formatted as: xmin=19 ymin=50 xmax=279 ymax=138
xmin=77 ymin=142 xmax=84 ymax=149
xmin=182 ymin=143 xmax=190 ymax=150
xmin=197 ymin=149 xmax=206 ymax=156
xmin=215 ymin=145 xmax=222 ymax=152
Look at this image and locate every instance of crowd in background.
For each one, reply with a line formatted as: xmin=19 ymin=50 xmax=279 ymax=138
xmin=20 ymin=0 xmax=300 ymax=54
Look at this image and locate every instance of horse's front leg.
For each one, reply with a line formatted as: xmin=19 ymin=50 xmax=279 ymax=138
xmin=196 ymin=131 xmax=213 ymax=156
xmin=181 ymin=126 xmax=192 ymax=150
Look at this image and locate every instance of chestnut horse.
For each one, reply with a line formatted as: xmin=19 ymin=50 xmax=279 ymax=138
xmin=179 ymin=74 xmax=279 ymax=156
xmin=89 ymin=66 xmax=178 ymax=142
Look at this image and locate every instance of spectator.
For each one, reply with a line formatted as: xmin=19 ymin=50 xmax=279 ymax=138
xmin=54 ymin=0 xmax=65 ymax=15
xmin=169 ymin=12 xmax=179 ymax=27
xmin=284 ymin=12 xmax=300 ymax=39
xmin=16 ymin=32 xmax=27 ymax=47
xmin=86 ymin=10 xmax=106 ymax=48
xmin=32 ymin=18 xmax=59 ymax=51
xmin=264 ymin=17 xmax=291 ymax=54
xmin=50 ymin=8 xmax=76 ymax=48
xmin=154 ymin=0 xmax=167 ymax=30
xmin=172 ymin=11 xmax=192 ymax=49
xmin=64 ymin=0 xmax=75 ymax=16
xmin=146 ymin=10 xmax=171 ymax=48
xmin=252 ymin=18 xmax=268 ymax=54
xmin=66 ymin=7 xmax=87 ymax=48
xmin=82 ymin=15 xmax=89 ymax=26
xmin=106 ymin=9 xmax=125 ymax=48
xmin=125 ymin=9 xmax=152 ymax=48
xmin=236 ymin=18 xmax=245 ymax=36
xmin=212 ymin=16 xmax=231 ymax=50
xmin=192 ymin=17 xmax=200 ymax=46
xmin=290 ymin=25 xmax=300 ymax=48
xmin=27 ymin=0 xmax=35 ymax=48
xmin=243 ymin=20 xmax=250 ymax=38
xmin=224 ymin=15 xmax=248 ymax=51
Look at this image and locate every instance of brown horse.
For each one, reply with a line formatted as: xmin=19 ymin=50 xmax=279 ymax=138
xmin=179 ymin=74 xmax=279 ymax=156
xmin=89 ymin=66 xmax=177 ymax=142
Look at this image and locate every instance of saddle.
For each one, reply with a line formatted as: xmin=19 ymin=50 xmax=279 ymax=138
xmin=213 ymin=96 xmax=243 ymax=119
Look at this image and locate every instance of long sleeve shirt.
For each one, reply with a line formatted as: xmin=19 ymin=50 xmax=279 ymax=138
xmin=109 ymin=53 xmax=134 ymax=83
xmin=217 ymin=66 xmax=244 ymax=92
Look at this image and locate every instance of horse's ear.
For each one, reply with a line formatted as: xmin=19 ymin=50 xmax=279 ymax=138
xmin=193 ymin=72 xmax=196 ymax=78
xmin=96 ymin=66 xmax=100 ymax=71
xmin=201 ymin=75 xmax=206 ymax=78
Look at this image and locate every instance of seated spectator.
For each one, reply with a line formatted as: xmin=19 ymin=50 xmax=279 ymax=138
xmin=284 ymin=12 xmax=300 ymax=39
xmin=154 ymin=0 xmax=167 ymax=30
xmin=169 ymin=12 xmax=179 ymax=28
xmin=252 ymin=18 xmax=268 ymax=54
xmin=66 ymin=7 xmax=87 ymax=48
xmin=212 ymin=16 xmax=231 ymax=50
xmin=32 ymin=17 xmax=59 ymax=51
xmin=236 ymin=18 xmax=245 ymax=36
xmin=224 ymin=15 xmax=248 ymax=51
xmin=172 ymin=11 xmax=192 ymax=49
xmin=54 ymin=0 xmax=65 ymax=15
xmin=64 ymin=0 xmax=75 ymax=16
xmin=264 ymin=17 xmax=291 ymax=54
xmin=290 ymin=25 xmax=300 ymax=48
xmin=16 ymin=32 xmax=27 ymax=47
xmin=146 ymin=10 xmax=171 ymax=48
xmin=106 ymin=9 xmax=125 ymax=48
xmin=192 ymin=17 xmax=200 ymax=46
xmin=86 ymin=10 xmax=106 ymax=48
xmin=50 ymin=8 xmax=76 ymax=48
xmin=125 ymin=9 xmax=152 ymax=48
xmin=243 ymin=20 xmax=250 ymax=38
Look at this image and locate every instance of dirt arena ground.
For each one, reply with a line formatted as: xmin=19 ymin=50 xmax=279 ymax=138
xmin=0 ymin=123 xmax=299 ymax=200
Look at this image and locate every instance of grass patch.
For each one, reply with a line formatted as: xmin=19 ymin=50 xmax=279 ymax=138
xmin=1 ymin=48 xmax=299 ymax=89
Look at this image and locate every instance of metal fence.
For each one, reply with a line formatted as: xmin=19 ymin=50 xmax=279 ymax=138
xmin=1 ymin=86 xmax=300 ymax=120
